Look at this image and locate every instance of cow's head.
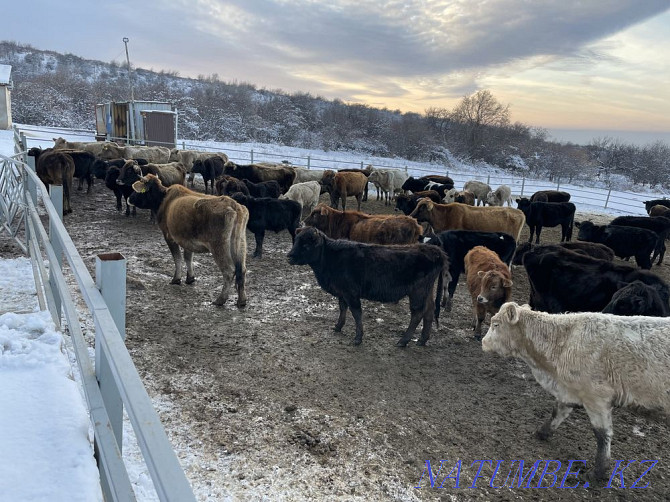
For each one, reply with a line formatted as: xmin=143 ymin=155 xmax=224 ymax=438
xmin=117 ymin=160 xmax=141 ymax=186
xmin=482 ymin=302 xmax=529 ymax=357
xmin=516 ymin=197 xmax=531 ymax=210
xmin=128 ymin=174 xmax=166 ymax=211
xmin=476 ymin=270 xmax=512 ymax=307
xmin=321 ymin=170 xmax=335 ymax=185
xmin=409 ymin=198 xmax=433 ymax=222
xmin=575 ymin=220 xmax=595 ymax=241
xmin=230 ymin=192 xmax=249 ymax=206
xmin=287 ymin=227 xmax=325 ymax=265
xmin=443 ymin=188 xmax=457 ymax=204
xmin=303 ymin=204 xmax=334 ymax=231
xmin=52 ymin=137 xmax=67 ymax=148
xmin=602 ymin=280 xmax=663 ymax=316
xmin=92 ymin=159 xmax=109 ymax=180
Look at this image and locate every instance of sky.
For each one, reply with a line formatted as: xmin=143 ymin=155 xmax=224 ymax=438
xmin=3 ymin=1 xmax=670 ymax=144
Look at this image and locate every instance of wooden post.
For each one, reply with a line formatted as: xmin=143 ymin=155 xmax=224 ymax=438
xmin=307 ymin=155 xmax=311 ymax=170
xmin=604 ymin=188 xmax=611 ymax=209
xmin=250 ymin=149 xmax=254 ymax=164
xmin=557 ymin=178 xmax=561 ymax=190
xmin=520 ymin=177 xmax=525 ymax=197
xmin=95 ymin=252 xmax=127 ymax=450
xmin=487 ymin=174 xmax=491 ymax=185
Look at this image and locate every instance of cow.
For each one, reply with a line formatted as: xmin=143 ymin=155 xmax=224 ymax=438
xmin=516 ymin=199 xmax=576 ymax=243
xmin=643 ymin=199 xmax=670 ymax=214
xmin=304 ymin=204 xmax=423 ymax=245
xmin=394 ymin=191 xmax=442 ymax=215
xmin=215 ymin=175 xmax=250 ymax=197
xmin=482 ymin=302 xmax=670 ymax=481
xmin=27 ymin=148 xmax=75 ymax=214
xmin=92 ymin=158 xmax=149 ymax=181
xmin=530 ymin=190 xmax=571 ymax=202
xmin=117 ymin=160 xmax=186 ymax=188
xmin=649 ymin=205 xmax=670 ymax=218
xmin=368 ymin=169 xmax=407 ymax=205
xmin=243 ymin=179 xmax=281 ymax=199
xmin=104 ymin=166 xmax=135 ymax=217
xmin=320 ymin=170 xmax=367 ymax=211
xmin=230 ymin=193 xmax=301 ymax=258
xmin=279 ymin=181 xmax=321 ymax=214
xmin=338 ymin=165 xmax=373 ymax=201
xmin=128 ymin=174 xmax=248 ymax=306
xmin=464 ymin=246 xmax=513 ymax=339
xmin=287 ymin=227 xmax=448 ymax=346
xmin=486 ymin=185 xmax=513 ymax=207
xmin=609 ymin=215 xmax=670 ymax=265
xmin=512 ymin=241 xmax=615 ymax=265
xmin=463 ymin=180 xmax=492 ymax=206
xmin=294 ymin=167 xmax=327 ymax=184
xmin=454 ymin=191 xmax=476 ymax=206
xmin=401 ymin=177 xmax=450 ymax=198
xmin=223 ymin=161 xmax=296 ymax=194
xmin=576 ymin=221 xmax=656 ymax=269
xmin=99 ymin=143 xmax=171 ymax=163
xmin=419 ymin=175 xmax=454 ymax=189
xmin=602 ymin=281 xmax=670 ymax=317
xmin=409 ymin=200 xmax=526 ymax=242
xmin=425 ymin=230 xmax=516 ymax=312
xmin=521 ymin=245 xmax=670 ymax=313
xmin=29 ymin=147 xmax=94 ymax=194
xmin=52 ymin=137 xmax=112 ymax=156
xmin=191 ymin=157 xmax=224 ymax=194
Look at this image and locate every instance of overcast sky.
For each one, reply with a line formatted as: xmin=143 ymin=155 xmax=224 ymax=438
xmin=4 ymin=1 xmax=670 ymax=143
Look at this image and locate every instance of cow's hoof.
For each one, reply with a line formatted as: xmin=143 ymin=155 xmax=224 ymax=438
xmin=396 ymin=339 xmax=409 ymax=348
xmin=416 ymin=339 xmax=428 ymax=347
xmin=212 ymin=298 xmax=226 ymax=306
xmin=185 ymin=277 xmax=196 ymax=285
xmin=352 ymin=338 xmax=362 ymax=346
xmin=535 ymin=427 xmax=552 ymax=441
xmin=334 ymin=325 xmax=343 ymax=333
xmin=474 ymin=335 xmax=482 ymax=341
xmin=170 ymin=278 xmax=181 ymax=285
xmin=236 ymin=298 xmax=247 ymax=308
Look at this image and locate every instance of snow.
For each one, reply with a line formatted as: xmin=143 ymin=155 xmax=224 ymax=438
xmin=0 ymin=63 xmax=10 ymax=85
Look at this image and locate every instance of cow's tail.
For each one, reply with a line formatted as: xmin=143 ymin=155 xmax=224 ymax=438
xmin=434 ymin=252 xmax=450 ymax=327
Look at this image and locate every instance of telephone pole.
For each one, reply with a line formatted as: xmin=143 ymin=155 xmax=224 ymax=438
xmin=122 ymin=37 xmax=134 ymax=102
xmin=122 ymin=37 xmax=136 ymax=143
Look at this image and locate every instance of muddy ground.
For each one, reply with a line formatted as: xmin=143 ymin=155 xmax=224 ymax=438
xmin=29 ymin=180 xmax=670 ymax=500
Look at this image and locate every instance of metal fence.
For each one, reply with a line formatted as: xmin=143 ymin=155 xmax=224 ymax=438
xmin=0 ymin=144 xmax=195 ymax=501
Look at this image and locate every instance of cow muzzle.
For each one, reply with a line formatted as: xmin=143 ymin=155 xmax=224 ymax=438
xmin=477 ymin=295 xmax=488 ymax=304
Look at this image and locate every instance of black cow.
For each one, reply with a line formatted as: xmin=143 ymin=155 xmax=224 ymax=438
xmin=530 ymin=190 xmax=571 ymax=202
xmin=287 ymin=227 xmax=448 ymax=346
xmin=104 ymin=166 xmax=135 ymax=217
xmin=401 ymin=177 xmax=451 ymax=198
xmin=424 ymin=230 xmax=516 ymax=313
xmin=243 ymin=179 xmax=281 ymax=199
xmin=643 ymin=199 xmax=670 ymax=214
xmin=609 ymin=215 xmax=670 ymax=265
xmin=576 ymin=221 xmax=656 ymax=269
xmin=522 ymin=246 xmax=669 ymax=314
xmin=60 ymin=150 xmax=96 ymax=193
xmin=419 ymin=175 xmax=454 ymax=189
xmin=512 ymin=241 xmax=615 ymax=265
xmin=602 ymin=281 xmax=670 ymax=317
xmin=192 ymin=157 xmax=225 ymax=194
xmin=394 ymin=191 xmax=442 ymax=215
xmin=215 ymin=175 xmax=250 ymax=196
xmin=92 ymin=158 xmax=148 ymax=180
xmin=231 ymin=193 xmax=301 ymax=258
xmin=516 ymin=199 xmax=576 ymax=243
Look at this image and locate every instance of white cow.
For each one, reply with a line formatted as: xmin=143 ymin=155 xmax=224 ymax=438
xmin=294 ymin=167 xmax=326 ymax=184
xmin=279 ymin=181 xmax=321 ymax=214
xmin=483 ymin=302 xmax=670 ymax=481
xmin=368 ymin=168 xmax=407 ymax=205
xmin=463 ymin=180 xmax=492 ymax=206
xmin=486 ymin=185 xmax=513 ymax=207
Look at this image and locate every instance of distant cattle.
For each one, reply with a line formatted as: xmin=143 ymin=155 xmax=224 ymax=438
xmin=463 ymin=180 xmax=492 ymax=206
xmin=443 ymin=188 xmax=475 ymax=206
xmin=394 ymin=191 xmax=442 ymax=215
xmin=425 ymin=230 xmax=516 ymax=312
xmin=486 ymin=185 xmax=513 ymax=207
xmin=419 ymin=175 xmax=454 ymax=188
xmin=368 ymin=168 xmax=407 ymax=205
xmin=409 ymin=200 xmax=525 ymax=242
xmin=512 ymin=241 xmax=615 ymax=266
xmin=99 ymin=143 xmax=171 ymax=164
xmin=576 ymin=220 xmax=656 ymax=269
xmin=243 ymin=179 xmax=281 ymax=199
xmin=294 ymin=167 xmax=326 ymax=184
xmin=521 ymin=245 xmax=670 ymax=313
xmin=464 ymin=246 xmax=513 ymax=339
xmin=482 ymin=302 xmax=670 ymax=480
xmin=287 ymin=227 xmax=448 ymax=346
xmin=27 ymin=148 xmax=75 ymax=214
xmin=609 ymin=215 xmax=670 ymax=265
xmin=224 ymin=161 xmax=296 ymax=194
xmin=128 ymin=174 xmax=248 ymax=306
xmin=649 ymin=205 xmax=670 ymax=218
xmin=30 ymin=147 xmax=95 ymax=194
xmin=304 ymin=204 xmax=423 ymax=245
xmin=231 ymin=194 xmax=301 ymax=258
xmin=117 ymin=160 xmax=186 ymax=189
xmin=52 ymin=137 xmax=111 ymax=156
xmin=516 ymin=199 xmax=576 ymax=243
xmin=92 ymin=158 xmax=149 ymax=181
xmin=644 ymin=199 xmax=670 ymax=214
xmin=529 ymin=190 xmax=571 ymax=203
xmin=169 ymin=150 xmax=229 ymax=186
xmin=215 ymin=175 xmax=250 ymax=197
xmin=321 ymin=170 xmax=368 ymax=211
xmin=279 ymin=181 xmax=321 ymax=214
xmin=602 ymin=280 xmax=670 ymax=317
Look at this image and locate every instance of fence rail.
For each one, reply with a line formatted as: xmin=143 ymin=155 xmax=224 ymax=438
xmin=0 ymin=146 xmax=195 ymax=501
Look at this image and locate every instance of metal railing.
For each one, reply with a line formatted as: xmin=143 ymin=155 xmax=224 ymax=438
xmin=0 ymin=147 xmax=195 ymax=501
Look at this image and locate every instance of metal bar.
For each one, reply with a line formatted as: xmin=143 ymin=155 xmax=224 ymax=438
xmin=25 ymin=216 xmax=47 ymax=312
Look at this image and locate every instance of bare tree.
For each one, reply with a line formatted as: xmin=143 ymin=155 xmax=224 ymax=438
xmin=451 ymin=90 xmax=510 ymax=158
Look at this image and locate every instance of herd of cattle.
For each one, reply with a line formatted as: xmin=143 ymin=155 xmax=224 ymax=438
xmin=25 ymin=137 xmax=670 ymax=484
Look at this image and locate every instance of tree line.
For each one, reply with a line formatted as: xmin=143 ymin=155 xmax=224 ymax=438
xmin=1 ymin=41 xmax=668 ymax=188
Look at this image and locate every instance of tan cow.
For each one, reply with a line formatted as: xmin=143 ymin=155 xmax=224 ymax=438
xmin=52 ymin=137 xmax=111 ymax=156
xmin=409 ymin=199 xmax=526 ymax=241
xmin=304 ymin=204 xmax=422 ymax=244
xmin=321 ymin=170 xmax=367 ymax=211
xmin=464 ymin=246 xmax=513 ymax=339
xmin=128 ymin=174 xmax=248 ymax=307
xmin=99 ymin=143 xmax=171 ymax=163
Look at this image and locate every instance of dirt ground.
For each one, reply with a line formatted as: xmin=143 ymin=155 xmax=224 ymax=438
xmin=33 ymin=180 xmax=670 ymax=500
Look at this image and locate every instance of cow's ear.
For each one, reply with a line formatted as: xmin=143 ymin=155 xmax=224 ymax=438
xmin=503 ymin=278 xmax=513 ymax=288
xmin=477 ymin=270 xmax=486 ymax=277
xmin=503 ymin=302 xmax=520 ymax=324
xmin=132 ymin=180 xmax=147 ymax=193
xmin=574 ymin=221 xmax=581 ymax=228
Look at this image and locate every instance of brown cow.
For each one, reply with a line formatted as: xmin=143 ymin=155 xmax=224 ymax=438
xmin=650 ymin=205 xmax=670 ymax=218
xmin=128 ymin=174 xmax=248 ymax=307
xmin=304 ymin=204 xmax=422 ymax=244
xmin=454 ymin=190 xmax=476 ymax=206
xmin=223 ymin=161 xmax=296 ymax=193
xmin=465 ymin=246 xmax=513 ymax=339
xmin=321 ymin=170 xmax=367 ymax=211
xmin=409 ymin=200 xmax=526 ymax=241
xmin=215 ymin=175 xmax=250 ymax=196
xmin=28 ymin=148 xmax=76 ymax=214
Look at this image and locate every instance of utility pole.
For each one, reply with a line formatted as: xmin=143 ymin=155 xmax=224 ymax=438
xmin=122 ymin=37 xmax=134 ymax=102
xmin=122 ymin=37 xmax=136 ymax=143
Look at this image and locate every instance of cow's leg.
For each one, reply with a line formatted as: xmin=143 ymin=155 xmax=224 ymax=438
xmin=77 ymin=177 xmax=83 ymax=191
xmin=63 ymin=177 xmax=73 ymax=214
xmin=210 ymin=246 xmax=235 ymax=306
xmin=583 ymin=402 xmax=613 ymax=481
xmin=188 ymin=172 xmax=195 ymax=187
xmin=396 ymin=293 xmax=427 ymax=347
xmin=348 ymin=298 xmax=364 ymax=345
xmin=334 ymin=297 xmax=348 ymax=332
xmin=253 ymin=230 xmax=265 ymax=258
xmin=416 ymin=292 xmax=435 ymax=346
xmin=355 ymin=193 xmax=362 ymax=211
xmin=165 ymin=238 xmax=184 ymax=285
xmin=536 ymin=401 xmax=574 ymax=440
xmin=473 ymin=302 xmax=486 ymax=340
xmin=535 ymin=225 xmax=542 ymax=244
xmin=636 ymin=252 xmax=652 ymax=270
xmin=658 ymin=242 xmax=666 ymax=265
xmin=341 ymin=192 xmax=348 ymax=211
xmin=363 ymin=182 xmax=368 ymax=202
xmin=443 ymin=272 xmax=459 ymax=311
xmin=115 ymin=191 xmax=123 ymax=212
xmin=234 ymin=258 xmax=247 ymax=308
xmin=184 ymin=250 xmax=196 ymax=284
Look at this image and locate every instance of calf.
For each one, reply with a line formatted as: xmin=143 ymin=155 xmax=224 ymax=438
xmin=610 ymin=215 xmax=670 ymax=265
xmin=425 ymin=230 xmax=516 ymax=312
xmin=338 ymin=165 xmax=372 ymax=201
xmin=104 ymin=166 xmax=135 ymax=217
xmin=243 ymin=179 xmax=281 ymax=199
xmin=287 ymin=227 xmax=448 ymax=346
xmin=486 ymin=185 xmax=513 ymax=207
xmin=191 ymin=157 xmax=224 ymax=194
xmin=483 ymin=302 xmax=670 ymax=481
xmin=231 ymin=193 xmax=301 ymax=258
xmin=465 ymin=246 xmax=513 ymax=339
xmin=643 ymin=199 xmax=670 ymax=214
xmin=215 ymin=175 xmax=250 ymax=197
xmin=512 ymin=241 xmax=615 ymax=265
xmin=530 ymin=190 xmax=571 ymax=202
xmin=28 ymin=148 xmax=75 ymax=214
xmin=321 ymin=170 xmax=367 ymax=211
xmin=576 ymin=220 xmax=656 ymax=269
xmin=128 ymin=174 xmax=248 ymax=307
xmin=602 ymin=280 xmax=670 ymax=317
xmin=279 ymin=181 xmax=321 ymax=214
xmin=522 ymin=245 xmax=669 ymax=313
xmin=394 ymin=191 xmax=441 ymax=215
xmin=463 ymin=180 xmax=492 ymax=206
xmin=454 ymin=190 xmax=476 ymax=206
xmin=516 ymin=199 xmax=576 ymax=243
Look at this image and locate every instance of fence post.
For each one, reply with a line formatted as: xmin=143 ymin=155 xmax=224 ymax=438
xmin=557 ymin=178 xmax=560 ymax=191
xmin=405 ymin=165 xmax=408 ymax=174
xmin=487 ymin=174 xmax=491 ymax=185
xmin=360 ymin=161 xmax=364 ymax=170
xmin=95 ymin=253 xmax=127 ymax=450
xmin=307 ymin=155 xmax=311 ymax=170
xmin=604 ymin=188 xmax=611 ymax=209
xmin=520 ymin=177 xmax=525 ymax=197
xmin=250 ymin=149 xmax=254 ymax=164
xmin=48 ymin=185 xmax=64 ymax=327
xmin=20 ymin=132 xmax=27 ymax=153
xmin=182 ymin=141 xmax=186 ymax=150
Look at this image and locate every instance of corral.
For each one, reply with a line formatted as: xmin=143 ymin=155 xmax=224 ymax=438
xmin=44 ymin=176 xmax=670 ymax=500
